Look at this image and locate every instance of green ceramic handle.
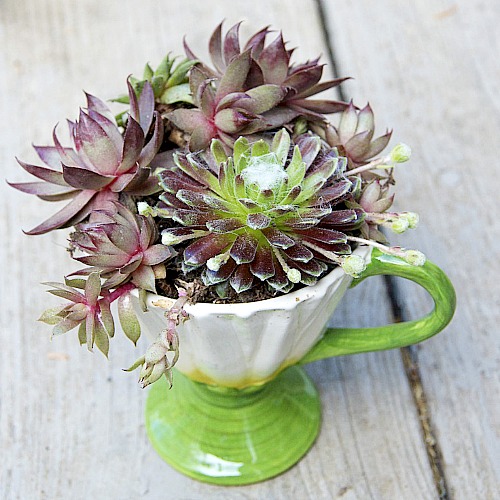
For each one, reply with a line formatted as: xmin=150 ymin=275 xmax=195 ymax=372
xmin=300 ymin=248 xmax=456 ymax=364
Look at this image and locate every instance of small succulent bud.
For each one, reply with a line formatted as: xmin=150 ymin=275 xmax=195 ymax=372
xmin=141 ymin=358 xmax=169 ymax=388
xmin=404 ymin=250 xmax=426 ymax=266
xmin=341 ymin=255 xmax=367 ymax=277
xmin=390 ymin=143 xmax=412 ymax=163
xmin=145 ymin=341 xmax=168 ymax=365
xmin=287 ymin=268 xmax=302 ymax=284
xmin=294 ymin=117 xmax=308 ymax=136
xmin=137 ymin=201 xmax=157 ymax=217
xmin=391 ymin=217 xmax=410 ymax=234
xmin=402 ymin=212 xmax=419 ymax=229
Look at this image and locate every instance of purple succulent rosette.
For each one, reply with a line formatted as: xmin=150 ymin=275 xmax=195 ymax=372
xmin=171 ymin=22 xmax=349 ymax=151
xmin=70 ymin=202 xmax=173 ymax=292
xmin=10 ymin=81 xmax=163 ymax=234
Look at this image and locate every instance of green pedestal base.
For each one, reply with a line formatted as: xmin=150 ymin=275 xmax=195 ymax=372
xmin=145 ymin=366 xmax=321 ymax=485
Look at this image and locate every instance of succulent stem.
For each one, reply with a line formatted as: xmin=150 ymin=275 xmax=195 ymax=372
xmin=346 ymin=236 xmax=425 ymax=266
xmin=348 ymin=156 xmax=389 ymax=176
xmin=104 ymin=282 xmax=137 ymax=304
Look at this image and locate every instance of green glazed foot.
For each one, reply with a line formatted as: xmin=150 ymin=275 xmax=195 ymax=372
xmin=145 ymin=366 xmax=321 ymax=485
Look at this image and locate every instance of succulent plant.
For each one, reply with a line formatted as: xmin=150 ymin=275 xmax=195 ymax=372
xmin=14 ymin=21 xmax=427 ymax=390
xmin=125 ymin=288 xmax=189 ymax=388
xmin=10 ymin=81 xmax=163 ymax=234
xmin=322 ymin=102 xmax=392 ymax=169
xmin=167 ymin=57 xmax=286 ymax=151
xmin=114 ymin=54 xmax=197 ymax=106
xmin=157 ymin=129 xmax=371 ymax=294
xmin=39 ymin=273 xmax=142 ymax=355
xmin=70 ymin=203 xmax=173 ymax=292
xmin=184 ymin=22 xmax=349 ymax=124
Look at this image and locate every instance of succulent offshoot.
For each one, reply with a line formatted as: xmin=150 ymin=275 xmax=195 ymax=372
xmin=70 ymin=203 xmax=173 ymax=292
xmin=39 ymin=275 xmax=141 ymax=356
xmin=324 ymin=102 xmax=392 ymax=170
xmin=348 ymin=142 xmax=413 ymax=177
xmin=113 ymin=54 xmax=197 ymax=106
xmin=346 ymin=235 xmax=426 ymax=266
xmin=126 ymin=289 xmax=189 ymax=388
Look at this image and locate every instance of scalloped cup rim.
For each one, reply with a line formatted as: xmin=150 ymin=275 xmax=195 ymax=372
xmin=134 ymin=246 xmax=371 ymax=318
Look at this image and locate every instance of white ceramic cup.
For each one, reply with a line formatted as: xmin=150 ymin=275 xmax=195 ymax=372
xmin=132 ymin=246 xmax=371 ymax=388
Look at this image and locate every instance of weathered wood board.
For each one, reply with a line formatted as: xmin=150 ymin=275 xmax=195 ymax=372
xmin=321 ymin=0 xmax=500 ymax=498
xmin=1 ymin=0 xmax=496 ymax=498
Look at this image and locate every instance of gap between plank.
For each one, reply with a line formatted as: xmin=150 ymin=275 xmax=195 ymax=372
xmin=314 ymin=1 xmax=450 ymax=498
xmin=382 ymin=276 xmax=450 ymax=500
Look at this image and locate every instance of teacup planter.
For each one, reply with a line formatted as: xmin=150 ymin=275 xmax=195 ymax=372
xmin=11 ymin=22 xmax=456 ymax=487
xmin=134 ymin=247 xmax=455 ymax=484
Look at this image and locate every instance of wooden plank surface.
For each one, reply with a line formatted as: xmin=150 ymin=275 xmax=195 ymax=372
xmin=1 ymin=0 xmax=491 ymax=498
xmin=321 ymin=0 xmax=500 ymax=498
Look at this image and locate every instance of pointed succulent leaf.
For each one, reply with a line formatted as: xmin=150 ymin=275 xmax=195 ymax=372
xmin=257 ymin=33 xmax=289 ymax=84
xmin=271 ymin=128 xmax=291 ymax=165
xmin=210 ymin=139 xmax=228 ymax=165
xmin=236 ymin=85 xmax=285 ymax=114
xmin=93 ymin=319 xmax=110 ymax=357
xmin=233 ymin=136 xmax=250 ymax=166
xmin=229 ymin=264 xmax=254 ymax=293
xmin=16 ymin=158 xmax=68 ymax=186
xmin=216 ymin=50 xmax=251 ymax=99
xmin=286 ymin=146 xmax=306 ymax=187
xmin=99 ymin=299 xmax=115 ymax=337
xmin=118 ymin=294 xmax=141 ymax=345
xmin=168 ymin=109 xmax=206 ymax=133
xmin=39 ymin=305 xmax=69 ymax=325
xmin=52 ymin=317 xmax=81 ymax=336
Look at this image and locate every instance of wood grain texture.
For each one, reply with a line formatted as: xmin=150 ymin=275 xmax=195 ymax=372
xmin=0 ymin=1 xmax=445 ymax=498
xmin=321 ymin=0 xmax=500 ymax=497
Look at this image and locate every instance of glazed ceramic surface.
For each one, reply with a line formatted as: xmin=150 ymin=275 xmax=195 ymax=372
xmin=139 ymin=247 xmax=456 ymax=485
xmin=134 ymin=246 xmax=371 ymax=388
